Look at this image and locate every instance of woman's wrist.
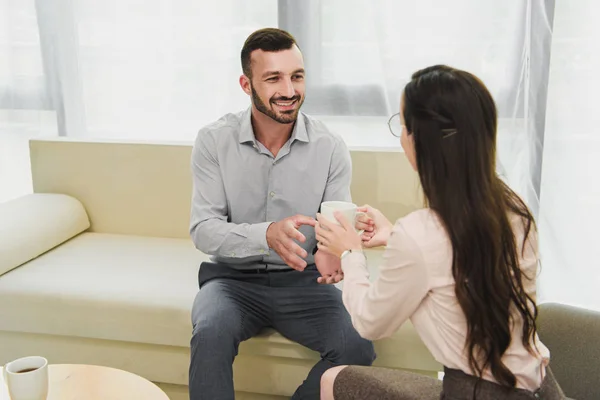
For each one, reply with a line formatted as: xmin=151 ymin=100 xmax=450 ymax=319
xmin=340 ymin=247 xmax=366 ymax=260
xmin=340 ymin=248 xmax=363 ymax=259
xmin=381 ymin=220 xmax=394 ymax=246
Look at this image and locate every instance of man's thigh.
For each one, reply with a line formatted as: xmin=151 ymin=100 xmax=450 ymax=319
xmin=191 ymin=278 xmax=271 ymax=342
xmin=270 ymin=270 xmax=374 ymax=363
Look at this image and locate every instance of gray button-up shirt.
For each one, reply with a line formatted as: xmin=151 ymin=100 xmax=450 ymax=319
xmin=189 ymin=107 xmax=352 ymax=270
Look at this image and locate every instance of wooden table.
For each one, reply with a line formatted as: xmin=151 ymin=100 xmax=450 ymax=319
xmin=1 ymin=364 xmax=169 ymax=400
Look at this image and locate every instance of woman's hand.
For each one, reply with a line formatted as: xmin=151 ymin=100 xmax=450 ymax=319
xmin=356 ymin=205 xmax=393 ymax=248
xmin=315 ymin=212 xmax=363 ymax=258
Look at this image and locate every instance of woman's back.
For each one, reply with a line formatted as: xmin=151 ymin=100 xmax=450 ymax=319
xmin=397 ymin=208 xmax=549 ymax=390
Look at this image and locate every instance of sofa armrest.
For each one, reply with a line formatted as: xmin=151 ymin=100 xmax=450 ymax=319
xmin=0 ymin=193 xmax=90 ymax=276
xmin=537 ymin=302 xmax=600 ymax=400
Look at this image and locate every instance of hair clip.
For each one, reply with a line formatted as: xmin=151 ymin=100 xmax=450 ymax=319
xmin=441 ymin=128 xmax=457 ymax=138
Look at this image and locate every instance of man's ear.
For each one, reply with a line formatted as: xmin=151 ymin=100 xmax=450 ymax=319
xmin=239 ymin=75 xmax=252 ymax=96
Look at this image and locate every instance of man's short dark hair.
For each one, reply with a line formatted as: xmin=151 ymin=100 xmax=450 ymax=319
xmin=241 ymin=28 xmax=298 ymax=79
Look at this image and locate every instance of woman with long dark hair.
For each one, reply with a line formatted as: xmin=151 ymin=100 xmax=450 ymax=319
xmin=316 ymin=65 xmax=567 ymax=399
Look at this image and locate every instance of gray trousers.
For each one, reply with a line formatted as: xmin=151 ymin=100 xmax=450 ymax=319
xmin=189 ymin=262 xmax=376 ymax=400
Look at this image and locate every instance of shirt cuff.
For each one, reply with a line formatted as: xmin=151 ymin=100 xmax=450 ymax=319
xmin=248 ymin=221 xmax=273 ymax=254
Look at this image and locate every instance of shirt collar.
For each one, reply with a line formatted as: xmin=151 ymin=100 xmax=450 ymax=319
xmin=239 ymin=107 xmax=309 ymax=144
xmin=238 ymin=107 xmax=255 ymax=144
xmin=290 ymin=113 xmax=309 ymax=143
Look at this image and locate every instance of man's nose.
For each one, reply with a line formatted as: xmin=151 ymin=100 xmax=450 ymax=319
xmin=279 ymin=78 xmax=295 ymax=98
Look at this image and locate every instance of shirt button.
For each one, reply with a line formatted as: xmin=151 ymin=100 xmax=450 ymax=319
xmin=269 ymin=191 xmax=275 ymax=197
xmin=231 ymin=252 xmax=235 ymax=257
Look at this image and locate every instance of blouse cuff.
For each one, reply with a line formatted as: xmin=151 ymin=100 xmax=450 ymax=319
xmin=341 ymin=251 xmax=368 ymax=277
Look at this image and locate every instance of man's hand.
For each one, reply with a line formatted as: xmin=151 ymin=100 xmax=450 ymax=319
xmin=315 ymin=249 xmax=344 ymax=284
xmin=266 ymin=215 xmax=316 ymax=271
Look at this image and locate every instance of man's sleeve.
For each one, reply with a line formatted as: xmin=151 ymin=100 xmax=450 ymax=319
xmin=322 ymin=137 xmax=353 ymax=203
xmin=189 ymin=130 xmax=272 ymax=258
xmin=314 ymin=136 xmax=353 ymax=256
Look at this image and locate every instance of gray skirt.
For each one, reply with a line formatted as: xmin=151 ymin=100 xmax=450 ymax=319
xmin=333 ymin=365 xmax=569 ymax=400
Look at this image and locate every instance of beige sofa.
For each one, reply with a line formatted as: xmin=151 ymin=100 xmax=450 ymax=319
xmin=0 ymin=138 xmax=439 ymax=399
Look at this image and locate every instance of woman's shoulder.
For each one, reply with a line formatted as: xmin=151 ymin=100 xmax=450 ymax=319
xmin=393 ymin=208 xmax=448 ymax=246
xmin=395 ymin=208 xmax=442 ymax=233
xmin=387 ymin=209 xmax=452 ymax=278
xmin=396 ymin=209 xmax=537 ymax=242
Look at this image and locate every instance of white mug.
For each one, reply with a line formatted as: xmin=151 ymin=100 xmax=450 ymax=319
xmin=320 ymin=201 xmax=366 ymax=234
xmin=2 ymin=356 xmax=49 ymax=400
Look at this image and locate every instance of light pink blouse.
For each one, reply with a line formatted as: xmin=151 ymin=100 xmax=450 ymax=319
xmin=341 ymin=208 xmax=550 ymax=391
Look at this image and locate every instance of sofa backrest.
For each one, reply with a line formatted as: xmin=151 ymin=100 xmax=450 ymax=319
xmin=29 ymin=138 xmax=422 ymax=239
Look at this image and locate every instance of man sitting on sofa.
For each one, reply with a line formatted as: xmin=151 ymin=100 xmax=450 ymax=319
xmin=188 ymin=28 xmax=376 ymax=399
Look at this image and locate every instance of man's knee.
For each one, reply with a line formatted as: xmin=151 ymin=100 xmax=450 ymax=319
xmin=192 ymin=314 xmax=240 ymax=346
xmin=325 ymin=331 xmax=376 ymax=366
xmin=343 ymin=335 xmax=376 ymax=366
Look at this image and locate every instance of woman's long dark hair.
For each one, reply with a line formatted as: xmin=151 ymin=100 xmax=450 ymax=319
xmin=403 ymin=65 xmax=538 ymax=387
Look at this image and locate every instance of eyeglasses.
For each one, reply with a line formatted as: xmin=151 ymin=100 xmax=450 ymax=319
xmin=387 ymin=113 xmax=404 ymax=138
xmin=387 ymin=112 xmax=458 ymax=139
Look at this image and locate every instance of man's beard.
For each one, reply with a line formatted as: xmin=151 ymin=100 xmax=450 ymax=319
xmin=251 ymin=84 xmax=303 ymax=124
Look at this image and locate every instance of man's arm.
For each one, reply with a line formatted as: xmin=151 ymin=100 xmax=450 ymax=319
xmin=323 ymin=136 xmax=352 ymax=203
xmin=313 ymin=136 xmax=352 ymax=262
xmin=189 ymin=130 xmax=271 ymax=258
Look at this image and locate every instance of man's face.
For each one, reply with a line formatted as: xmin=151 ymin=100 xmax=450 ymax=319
xmin=245 ymin=45 xmax=305 ymax=124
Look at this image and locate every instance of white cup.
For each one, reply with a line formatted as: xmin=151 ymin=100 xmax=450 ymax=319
xmin=2 ymin=356 xmax=49 ymax=400
xmin=320 ymin=201 xmax=366 ymax=234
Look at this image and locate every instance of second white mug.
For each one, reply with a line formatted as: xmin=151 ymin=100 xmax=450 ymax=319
xmin=2 ymin=356 xmax=49 ymax=400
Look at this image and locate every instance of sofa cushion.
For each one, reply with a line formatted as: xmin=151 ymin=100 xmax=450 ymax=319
xmin=0 ymin=232 xmax=440 ymax=371
xmin=0 ymin=232 xmax=205 ymax=347
xmin=0 ymin=194 xmax=90 ymax=277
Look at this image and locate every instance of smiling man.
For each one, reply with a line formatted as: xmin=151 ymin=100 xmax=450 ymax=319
xmin=188 ymin=28 xmax=375 ymax=399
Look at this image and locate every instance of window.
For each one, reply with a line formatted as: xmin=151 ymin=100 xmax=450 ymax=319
xmin=52 ymin=0 xmax=278 ymax=140
xmin=0 ymin=0 xmax=49 ymax=110
xmin=538 ymin=0 xmax=600 ymax=309
xmin=0 ymin=0 xmax=56 ymax=203
xmin=282 ymin=0 xmax=528 ymax=119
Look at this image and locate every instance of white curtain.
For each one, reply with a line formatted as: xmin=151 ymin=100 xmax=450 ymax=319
xmin=538 ymin=0 xmax=600 ymax=309
xmin=314 ymin=0 xmax=540 ymax=206
xmin=1 ymin=0 xmax=598 ymax=310
xmin=62 ymin=0 xmax=278 ymax=139
xmin=0 ymin=0 xmax=56 ymax=203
